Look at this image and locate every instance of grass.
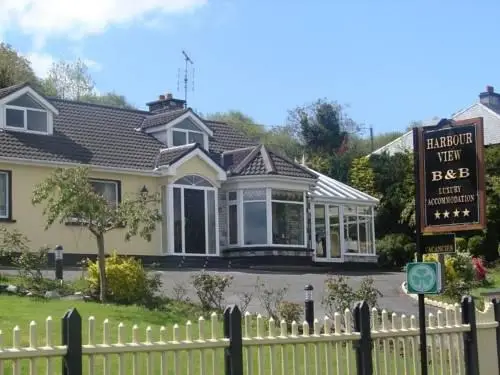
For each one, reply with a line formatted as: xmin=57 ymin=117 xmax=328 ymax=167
xmin=0 ymin=295 xmax=461 ymax=375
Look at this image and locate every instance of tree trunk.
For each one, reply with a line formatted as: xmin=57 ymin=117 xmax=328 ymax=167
xmin=96 ymin=234 xmax=107 ymax=303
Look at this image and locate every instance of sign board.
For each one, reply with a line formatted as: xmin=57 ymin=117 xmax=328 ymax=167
xmin=422 ymin=233 xmax=455 ymax=254
xmin=406 ymin=262 xmax=442 ymax=295
xmin=417 ymin=118 xmax=486 ymax=233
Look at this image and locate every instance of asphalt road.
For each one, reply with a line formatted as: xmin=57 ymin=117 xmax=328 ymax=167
xmin=2 ymin=268 xmax=425 ymax=317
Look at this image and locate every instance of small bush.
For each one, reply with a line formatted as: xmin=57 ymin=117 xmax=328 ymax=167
xmin=468 ymin=235 xmax=484 ymax=257
xmin=191 ymin=271 xmax=233 ymax=312
xmin=256 ymin=277 xmax=289 ymax=321
xmin=277 ymin=301 xmax=302 ymax=324
xmin=86 ymin=251 xmax=162 ymax=307
xmin=377 ymin=234 xmax=414 ymax=268
xmin=13 ymin=247 xmax=49 ymax=290
xmin=455 ymin=237 xmax=468 ymax=253
xmin=171 ymin=282 xmax=189 ymax=303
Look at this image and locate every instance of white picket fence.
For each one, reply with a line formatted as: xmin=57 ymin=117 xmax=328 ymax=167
xmin=0 ymin=303 xmax=498 ymax=375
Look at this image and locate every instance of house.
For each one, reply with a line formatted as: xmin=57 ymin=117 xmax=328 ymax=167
xmin=370 ymin=85 xmax=500 ymax=156
xmin=0 ymin=82 xmax=378 ymax=267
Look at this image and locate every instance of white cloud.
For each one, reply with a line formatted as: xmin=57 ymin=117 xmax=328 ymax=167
xmin=25 ymin=52 xmax=54 ymax=78
xmin=0 ymin=0 xmax=207 ymax=47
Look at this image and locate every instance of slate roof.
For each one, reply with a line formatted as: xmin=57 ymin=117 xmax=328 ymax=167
xmin=141 ymin=108 xmax=188 ymax=129
xmin=226 ymin=145 xmax=316 ymax=179
xmin=0 ymin=83 xmax=313 ymax=178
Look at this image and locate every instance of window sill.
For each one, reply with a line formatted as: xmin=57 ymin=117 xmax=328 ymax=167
xmin=0 ymin=218 xmax=16 ymax=223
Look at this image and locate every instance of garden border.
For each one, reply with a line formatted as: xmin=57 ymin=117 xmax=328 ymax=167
xmin=400 ymin=281 xmax=457 ymax=310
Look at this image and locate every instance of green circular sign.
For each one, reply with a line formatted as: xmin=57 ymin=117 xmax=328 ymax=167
xmin=408 ymin=263 xmax=437 ymax=293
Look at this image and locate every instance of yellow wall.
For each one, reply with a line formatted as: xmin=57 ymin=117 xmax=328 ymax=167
xmin=0 ymin=154 xmax=222 ymax=257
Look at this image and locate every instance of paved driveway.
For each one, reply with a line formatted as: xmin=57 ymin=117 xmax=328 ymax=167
xmin=3 ymin=268 xmax=423 ymax=317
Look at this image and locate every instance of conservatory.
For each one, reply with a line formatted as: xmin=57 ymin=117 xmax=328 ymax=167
xmin=305 ymin=167 xmax=379 ymax=263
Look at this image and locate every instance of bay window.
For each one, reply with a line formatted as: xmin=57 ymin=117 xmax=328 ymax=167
xmin=271 ymin=190 xmax=304 ymax=245
xmin=227 ymin=191 xmax=238 ymax=245
xmin=243 ymin=189 xmax=267 ymax=245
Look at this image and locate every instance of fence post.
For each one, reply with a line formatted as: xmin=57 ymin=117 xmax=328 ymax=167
xmin=353 ymin=301 xmax=373 ymax=375
xmin=492 ymin=298 xmax=500 ymax=373
xmin=461 ymin=296 xmax=480 ymax=375
xmin=304 ymin=284 xmax=314 ymax=334
xmin=224 ymin=305 xmax=243 ymax=375
xmin=62 ymin=308 xmax=82 ymax=375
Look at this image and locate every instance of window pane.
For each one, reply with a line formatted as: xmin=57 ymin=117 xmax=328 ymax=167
xmin=172 ymin=131 xmax=187 ymax=146
xmin=329 ymin=205 xmax=341 ymax=258
xmin=27 ymin=110 xmax=48 ymax=132
xmin=0 ymin=173 xmax=8 ymax=218
xmin=358 ymin=206 xmax=371 ymax=215
xmin=344 ymin=206 xmax=356 ymax=216
xmin=271 ymin=189 xmax=304 ymax=202
xmin=91 ymin=181 xmax=117 ymax=206
xmin=229 ymin=204 xmax=238 ymax=245
xmin=344 ymin=216 xmax=359 ymax=253
xmin=174 ymin=119 xmax=200 ymax=131
xmin=243 ymin=188 xmax=266 ymax=201
xmin=207 ymin=190 xmax=216 ymax=254
xmin=314 ymin=205 xmax=326 ymax=258
xmin=359 ymin=216 xmax=372 ymax=254
xmin=188 ymin=131 xmax=204 ymax=145
xmin=272 ymin=202 xmax=304 ymax=245
xmin=6 ymin=108 xmax=24 ymax=128
xmin=244 ymin=202 xmax=267 ymax=245
xmin=228 ymin=191 xmax=237 ymax=201
xmin=173 ymin=188 xmax=182 ymax=253
xmin=174 ymin=175 xmax=212 ymax=187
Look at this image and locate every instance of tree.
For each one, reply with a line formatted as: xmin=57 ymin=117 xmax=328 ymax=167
xmin=207 ymin=110 xmax=303 ymax=159
xmin=32 ymin=167 xmax=162 ymax=302
xmin=80 ymin=92 xmax=136 ymax=109
xmin=0 ymin=43 xmax=39 ymax=89
xmin=42 ymin=58 xmax=95 ymax=100
xmin=348 ymin=157 xmax=378 ymax=198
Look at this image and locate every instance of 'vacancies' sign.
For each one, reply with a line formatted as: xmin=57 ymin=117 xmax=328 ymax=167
xmin=417 ymin=118 xmax=486 ymax=233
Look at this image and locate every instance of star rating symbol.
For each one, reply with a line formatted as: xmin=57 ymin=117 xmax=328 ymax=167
xmin=463 ymin=208 xmax=470 ymax=217
xmin=453 ymin=209 xmax=460 ymax=217
xmin=443 ymin=210 xmax=450 ymax=218
xmin=434 ymin=210 xmax=441 ymax=219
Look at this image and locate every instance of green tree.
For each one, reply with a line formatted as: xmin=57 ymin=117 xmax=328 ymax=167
xmin=42 ymin=58 xmax=95 ymax=100
xmin=80 ymin=92 xmax=136 ymax=109
xmin=349 ymin=157 xmax=378 ymax=198
xmin=0 ymin=43 xmax=40 ymax=90
xmin=31 ymin=167 xmax=162 ymax=302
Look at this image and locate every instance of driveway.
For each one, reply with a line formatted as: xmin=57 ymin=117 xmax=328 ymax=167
xmin=2 ymin=268 xmax=425 ymax=317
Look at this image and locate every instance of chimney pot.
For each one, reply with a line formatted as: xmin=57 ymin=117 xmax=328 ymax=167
xmin=159 ymin=94 xmax=165 ymax=100
xmin=487 ymin=85 xmax=494 ymax=93
xmin=166 ymin=93 xmax=173 ymax=100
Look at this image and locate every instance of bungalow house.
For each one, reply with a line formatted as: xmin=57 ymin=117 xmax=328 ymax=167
xmin=370 ymin=85 xmax=500 ymax=156
xmin=0 ymin=82 xmax=378 ymax=267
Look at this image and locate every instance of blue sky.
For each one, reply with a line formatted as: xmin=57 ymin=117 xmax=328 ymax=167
xmin=1 ymin=0 xmax=499 ymax=136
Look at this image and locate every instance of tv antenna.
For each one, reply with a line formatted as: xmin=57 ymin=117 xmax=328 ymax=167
xmin=177 ymin=50 xmax=194 ymax=108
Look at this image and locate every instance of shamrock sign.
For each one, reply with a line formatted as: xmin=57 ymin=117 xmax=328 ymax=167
xmin=406 ymin=262 xmax=441 ymax=294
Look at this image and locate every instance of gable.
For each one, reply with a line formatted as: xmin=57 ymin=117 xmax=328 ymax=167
xmin=454 ymin=103 xmax=500 ymax=146
xmin=172 ymin=117 xmax=202 ymax=132
xmin=7 ymin=94 xmax=45 ymax=109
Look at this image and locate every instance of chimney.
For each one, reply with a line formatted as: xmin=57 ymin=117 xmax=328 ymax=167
xmin=480 ymin=85 xmax=500 ymax=107
xmin=146 ymin=91 xmax=186 ymax=113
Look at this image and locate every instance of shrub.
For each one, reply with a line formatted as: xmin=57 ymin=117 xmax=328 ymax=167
xmin=277 ymin=301 xmax=303 ymax=324
xmin=468 ymin=235 xmax=484 ymax=257
xmin=455 ymin=237 xmax=468 ymax=253
xmin=13 ymin=247 xmax=49 ymax=288
xmin=191 ymin=271 xmax=233 ymax=312
xmin=86 ymin=251 xmax=162 ymax=307
xmin=377 ymin=234 xmax=414 ymax=268
xmin=256 ymin=277 xmax=289 ymax=321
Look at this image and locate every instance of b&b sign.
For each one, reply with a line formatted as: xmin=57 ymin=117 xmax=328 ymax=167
xmin=417 ymin=118 xmax=486 ymax=233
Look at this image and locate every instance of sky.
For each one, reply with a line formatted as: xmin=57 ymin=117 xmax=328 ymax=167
xmin=1 ymin=0 xmax=499 ymax=136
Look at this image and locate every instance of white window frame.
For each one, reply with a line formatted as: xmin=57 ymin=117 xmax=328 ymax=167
xmin=227 ymin=191 xmax=239 ymax=246
xmin=0 ymin=171 xmax=10 ymax=219
xmin=167 ymin=175 xmax=219 ymax=256
xmin=5 ymin=104 xmax=49 ymax=134
xmin=89 ymin=179 xmax=120 ymax=207
xmin=270 ymin=189 xmax=306 ymax=246
xmin=170 ymin=128 xmax=208 ymax=149
xmin=342 ymin=205 xmax=375 ymax=256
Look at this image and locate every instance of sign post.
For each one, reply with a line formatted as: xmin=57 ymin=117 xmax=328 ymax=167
xmin=412 ymin=117 xmax=485 ymax=375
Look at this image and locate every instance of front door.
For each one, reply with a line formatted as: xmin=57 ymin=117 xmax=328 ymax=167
xmin=313 ymin=203 xmax=343 ymax=262
xmin=184 ymin=188 xmax=206 ymax=254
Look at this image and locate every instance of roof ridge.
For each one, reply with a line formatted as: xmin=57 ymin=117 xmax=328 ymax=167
xmin=222 ymin=146 xmax=256 ymax=155
xmin=259 ymin=145 xmax=276 ymax=174
xmin=49 ymin=97 xmax=150 ymax=115
xmin=231 ymin=145 xmax=261 ymax=175
xmin=267 ymin=148 xmax=317 ymax=177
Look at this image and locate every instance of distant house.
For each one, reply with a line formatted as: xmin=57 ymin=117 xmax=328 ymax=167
xmin=0 ymin=83 xmax=379 ymax=266
xmin=370 ymin=86 xmax=500 ymax=156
